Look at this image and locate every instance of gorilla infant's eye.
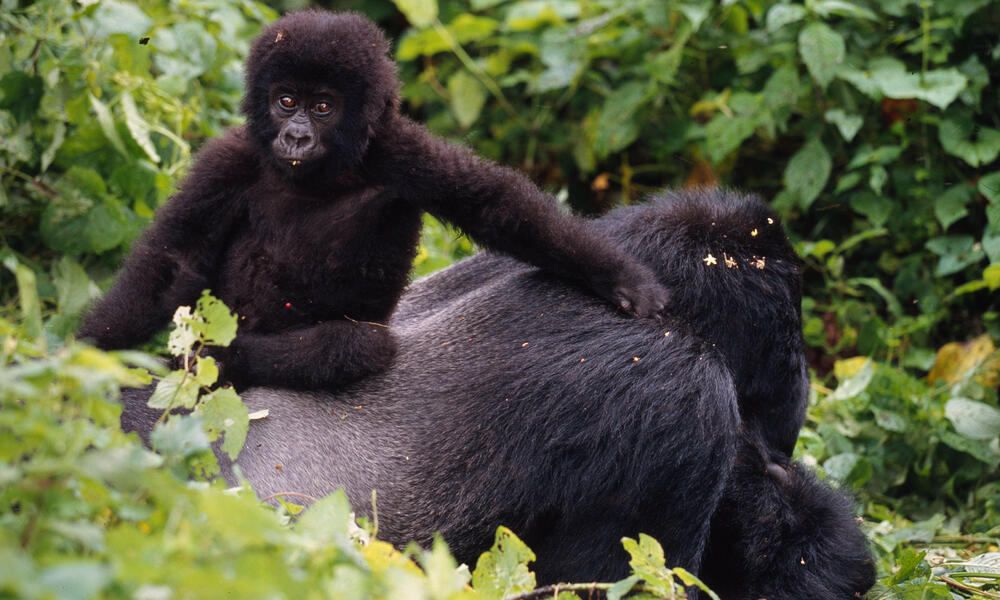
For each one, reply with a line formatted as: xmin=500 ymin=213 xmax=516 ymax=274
xmin=278 ymin=95 xmax=296 ymax=109
xmin=314 ymin=101 xmax=333 ymax=115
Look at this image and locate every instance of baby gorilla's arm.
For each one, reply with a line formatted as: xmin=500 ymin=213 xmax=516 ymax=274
xmin=373 ymin=116 xmax=669 ymax=317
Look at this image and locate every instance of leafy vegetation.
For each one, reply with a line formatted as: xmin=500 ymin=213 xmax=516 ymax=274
xmin=1 ymin=0 xmax=999 ymax=597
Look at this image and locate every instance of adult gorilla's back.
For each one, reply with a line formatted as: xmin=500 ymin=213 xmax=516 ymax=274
xmin=123 ymin=189 xmax=826 ymax=588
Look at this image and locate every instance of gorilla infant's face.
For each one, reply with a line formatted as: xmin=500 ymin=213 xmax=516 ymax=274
xmin=268 ymin=83 xmax=342 ymax=174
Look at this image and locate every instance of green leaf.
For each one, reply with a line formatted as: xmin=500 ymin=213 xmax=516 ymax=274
xmin=41 ymin=121 xmax=66 ymax=172
xmin=672 ymin=568 xmax=721 ymax=600
xmin=705 ymin=112 xmax=758 ymax=164
xmin=595 ymin=82 xmax=649 ymax=158
xmin=945 ymin=398 xmax=1000 ymax=440
xmin=295 ymin=489 xmax=357 ymax=545
xmin=448 ymin=70 xmax=487 ymax=129
xmin=621 ymin=534 xmax=675 ymax=597
xmin=396 ymin=15 xmax=497 ymax=60
xmin=40 ymin=199 xmax=131 ymax=256
xmin=984 ymin=264 xmax=1000 ymax=290
xmin=823 ymin=452 xmax=872 ymax=487
xmin=959 ymin=55 xmax=989 ymax=107
xmin=762 ymin=65 xmax=800 ymax=110
xmin=939 ymin=117 xmax=1000 ymax=167
xmin=926 ymin=235 xmax=985 ymax=276
xmin=784 ymin=137 xmax=832 ymax=210
xmin=935 ymin=183 xmax=974 ymax=230
xmin=798 ymin=22 xmax=845 ymax=89
xmin=2 ymin=256 xmax=42 ymax=340
xmin=449 ymin=14 xmax=498 ymax=41
xmin=607 ymin=575 xmax=642 ymax=600
xmin=831 ymin=359 xmax=874 ymax=401
xmin=38 ymin=562 xmax=112 ymax=600
xmin=0 ymin=71 xmax=44 ymax=123
xmin=824 ymin=108 xmax=863 ymax=141
xmin=848 ymin=145 xmax=902 ymax=169
xmin=505 ymin=1 xmax=579 ymax=31
xmin=421 ymin=535 xmax=471 ymax=597
xmin=983 ymin=225 xmax=1000 ymax=264
xmin=766 ymin=4 xmax=807 ymax=31
xmin=53 ymin=256 xmax=99 ymax=316
xmin=89 ymin=0 xmax=153 ymax=38
xmin=192 ymin=291 xmax=238 ymax=347
xmin=850 ymin=276 xmax=903 ymax=317
xmin=193 ymin=355 xmax=220 ymax=387
xmin=150 ymin=414 xmax=210 ymax=458
xmin=940 ymin=430 xmax=1000 ymax=467
xmin=88 ymin=93 xmax=128 ymax=157
xmin=868 ymin=57 xmax=967 ymax=109
xmin=850 ymin=191 xmax=892 ymax=226
xmin=472 ymin=527 xmax=536 ymax=599
xmin=677 ymin=3 xmax=711 ymax=31
xmin=869 ymin=165 xmax=887 ymax=196
xmin=120 ymin=91 xmax=160 ymax=163
xmin=836 ymin=65 xmax=882 ymax=99
xmin=809 ymin=0 xmax=878 ymax=20
xmin=149 ymin=370 xmax=200 ymax=410
xmin=978 ymin=172 xmax=1000 ymax=204
xmin=393 ymin=0 xmax=439 ymax=28
xmin=194 ymin=387 xmax=248 ymax=460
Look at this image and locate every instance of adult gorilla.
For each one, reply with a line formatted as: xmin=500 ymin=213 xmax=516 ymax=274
xmin=123 ymin=189 xmax=875 ymax=598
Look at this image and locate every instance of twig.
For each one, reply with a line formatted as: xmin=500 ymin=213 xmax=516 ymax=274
xmin=939 ymin=573 xmax=1000 ymax=598
xmin=503 ymin=582 xmax=666 ymax=600
xmin=343 ymin=315 xmax=390 ymax=328
xmin=432 ymin=19 xmax=527 ymax=127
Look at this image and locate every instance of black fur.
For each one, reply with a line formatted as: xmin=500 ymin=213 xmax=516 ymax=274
xmin=78 ymin=10 xmax=667 ymax=390
xmin=117 ymin=188 xmax=874 ymax=596
xmin=700 ymin=433 xmax=875 ymax=599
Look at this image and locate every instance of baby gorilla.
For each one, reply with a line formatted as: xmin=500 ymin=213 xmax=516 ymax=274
xmin=78 ymin=11 xmax=667 ymax=389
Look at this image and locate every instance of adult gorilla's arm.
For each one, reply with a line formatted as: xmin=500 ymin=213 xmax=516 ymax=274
xmin=372 ymin=115 xmax=668 ymax=317
xmin=78 ymin=132 xmax=253 ymax=349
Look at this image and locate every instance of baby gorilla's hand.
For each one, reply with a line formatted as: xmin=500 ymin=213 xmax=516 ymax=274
xmin=610 ymin=263 xmax=669 ymax=318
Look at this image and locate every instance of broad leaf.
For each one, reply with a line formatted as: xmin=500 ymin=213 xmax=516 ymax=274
xmin=448 ymin=70 xmax=487 ymax=128
xmin=798 ymin=22 xmax=844 ymax=89
xmin=394 ymin=0 xmax=439 ymax=28
xmin=945 ymin=398 xmax=1000 ymax=440
xmin=472 ymin=527 xmax=536 ymax=599
xmin=784 ymin=137 xmax=832 ymax=210
xmin=194 ymin=387 xmax=248 ymax=460
xmin=939 ymin=117 xmax=1000 ymax=167
xmin=825 ymin=108 xmax=863 ymax=141
xmin=869 ymin=58 xmax=967 ymax=109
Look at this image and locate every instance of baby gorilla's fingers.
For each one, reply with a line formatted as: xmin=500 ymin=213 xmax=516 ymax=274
xmin=611 ymin=265 xmax=670 ymax=318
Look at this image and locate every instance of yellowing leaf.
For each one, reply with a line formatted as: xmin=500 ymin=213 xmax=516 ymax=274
xmin=928 ymin=335 xmax=996 ymax=385
xmin=834 ymin=356 xmax=870 ymax=380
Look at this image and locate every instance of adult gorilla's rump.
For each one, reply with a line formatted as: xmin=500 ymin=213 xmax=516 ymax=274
xmin=122 ymin=188 xmax=874 ymax=596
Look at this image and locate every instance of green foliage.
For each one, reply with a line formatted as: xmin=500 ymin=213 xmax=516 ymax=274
xmin=389 ymin=0 xmax=1000 ymax=365
xmin=0 ymin=0 xmax=276 ymax=343
xmin=800 ymin=344 xmax=1000 ymax=586
xmin=1 ymin=311 xmax=712 ymax=598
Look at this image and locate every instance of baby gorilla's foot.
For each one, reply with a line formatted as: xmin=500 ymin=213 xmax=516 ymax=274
xmin=612 ymin=265 xmax=669 ymax=318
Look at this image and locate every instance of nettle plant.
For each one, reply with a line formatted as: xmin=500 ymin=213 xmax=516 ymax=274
xmin=389 ymin=0 xmax=999 ymax=363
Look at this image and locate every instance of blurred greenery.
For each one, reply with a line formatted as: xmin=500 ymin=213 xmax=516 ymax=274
xmin=1 ymin=0 xmax=999 ymax=597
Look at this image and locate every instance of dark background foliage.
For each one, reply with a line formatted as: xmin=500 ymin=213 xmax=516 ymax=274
xmin=1 ymin=0 xmax=999 ymax=597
